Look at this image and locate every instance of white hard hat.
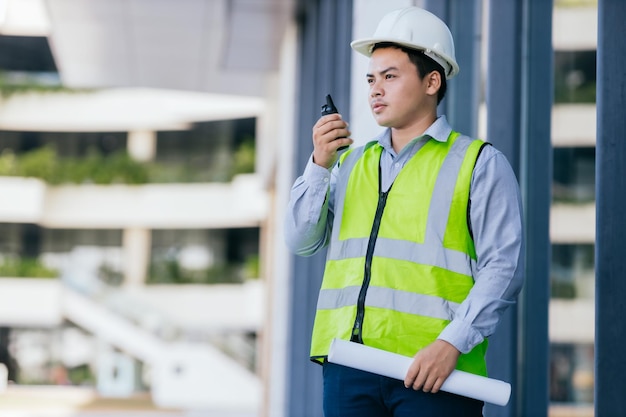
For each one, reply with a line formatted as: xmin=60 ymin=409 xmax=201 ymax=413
xmin=351 ymin=7 xmax=459 ymax=79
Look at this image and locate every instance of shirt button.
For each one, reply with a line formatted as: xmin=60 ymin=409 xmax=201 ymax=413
xmin=323 ymin=177 xmax=329 ymax=183
xmin=395 ymin=162 xmax=401 ymax=168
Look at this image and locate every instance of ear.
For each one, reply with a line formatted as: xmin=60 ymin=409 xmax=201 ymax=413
xmin=425 ymin=70 xmax=442 ymax=97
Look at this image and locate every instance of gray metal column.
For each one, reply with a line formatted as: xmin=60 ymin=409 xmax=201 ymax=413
xmin=486 ymin=1 xmax=552 ymax=416
xmin=595 ymin=0 xmax=626 ymax=415
xmin=424 ymin=0 xmax=482 ymax=138
xmin=285 ymin=0 xmax=353 ymax=416
xmin=517 ymin=1 xmax=553 ymax=416
xmin=485 ymin=2 xmax=521 ymax=416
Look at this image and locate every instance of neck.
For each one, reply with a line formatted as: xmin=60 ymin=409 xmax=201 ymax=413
xmin=390 ymin=112 xmax=438 ymax=154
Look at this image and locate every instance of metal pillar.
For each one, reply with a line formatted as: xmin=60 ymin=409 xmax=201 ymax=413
xmin=286 ymin=1 xmax=353 ymax=416
xmin=485 ymin=2 xmax=521 ymax=416
xmin=486 ymin=1 xmax=552 ymax=416
xmin=595 ymin=1 xmax=626 ymax=415
xmin=424 ymin=0 xmax=482 ymax=138
xmin=517 ymin=1 xmax=553 ymax=416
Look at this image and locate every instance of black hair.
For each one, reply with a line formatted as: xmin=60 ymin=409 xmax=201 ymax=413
xmin=371 ymin=42 xmax=448 ymax=105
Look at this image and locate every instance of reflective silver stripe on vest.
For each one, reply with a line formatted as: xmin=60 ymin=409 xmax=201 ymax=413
xmin=316 ymin=286 xmax=360 ymax=309
xmin=425 ymin=135 xmax=472 ymax=244
xmin=328 ymin=237 xmax=473 ymax=277
xmin=327 ymin=134 xmax=476 ymax=277
xmin=317 ymin=286 xmax=459 ymax=321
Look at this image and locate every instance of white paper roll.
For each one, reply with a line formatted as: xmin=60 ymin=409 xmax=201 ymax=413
xmin=327 ymin=338 xmax=511 ymax=406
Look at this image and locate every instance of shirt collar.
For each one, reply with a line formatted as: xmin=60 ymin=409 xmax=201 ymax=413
xmin=376 ymin=115 xmax=453 ymax=152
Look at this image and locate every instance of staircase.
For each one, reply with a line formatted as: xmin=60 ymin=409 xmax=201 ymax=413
xmin=61 ymin=281 xmax=262 ymax=411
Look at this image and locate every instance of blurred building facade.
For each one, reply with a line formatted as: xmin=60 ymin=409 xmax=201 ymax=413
xmin=0 ymin=0 xmax=599 ymax=416
xmin=0 ymin=0 xmax=294 ymax=413
xmin=548 ymin=1 xmax=596 ymax=413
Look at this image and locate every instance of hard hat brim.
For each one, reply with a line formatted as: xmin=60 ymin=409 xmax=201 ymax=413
xmin=350 ymin=37 xmax=460 ymax=79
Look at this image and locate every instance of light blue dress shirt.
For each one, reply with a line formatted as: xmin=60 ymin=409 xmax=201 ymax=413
xmin=285 ymin=116 xmax=524 ymax=355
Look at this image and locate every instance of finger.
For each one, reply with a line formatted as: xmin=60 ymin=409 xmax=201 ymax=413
xmin=313 ymin=114 xmax=343 ymax=130
xmin=430 ymin=377 xmax=445 ymax=394
xmin=411 ymin=371 xmax=427 ymax=391
xmin=315 ymin=127 xmax=351 ymax=148
xmin=332 ymin=137 xmax=353 ymax=150
xmin=328 ymin=128 xmax=351 ymax=142
xmin=316 ymin=121 xmax=349 ymax=139
xmin=421 ymin=374 xmax=439 ymax=393
xmin=404 ymin=364 xmax=419 ymax=388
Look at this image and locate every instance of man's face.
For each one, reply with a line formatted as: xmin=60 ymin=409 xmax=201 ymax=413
xmin=366 ymin=47 xmax=434 ymax=130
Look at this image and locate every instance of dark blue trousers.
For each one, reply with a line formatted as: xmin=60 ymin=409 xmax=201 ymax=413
xmin=323 ymin=362 xmax=484 ymax=417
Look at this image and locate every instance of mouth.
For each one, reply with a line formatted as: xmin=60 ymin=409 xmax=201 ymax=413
xmin=371 ymin=102 xmax=386 ymax=113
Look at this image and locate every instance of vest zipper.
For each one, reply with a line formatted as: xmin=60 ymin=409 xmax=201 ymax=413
xmin=350 ymin=188 xmax=389 ymax=343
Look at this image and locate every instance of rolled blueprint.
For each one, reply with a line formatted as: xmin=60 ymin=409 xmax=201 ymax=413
xmin=327 ymin=338 xmax=511 ymax=406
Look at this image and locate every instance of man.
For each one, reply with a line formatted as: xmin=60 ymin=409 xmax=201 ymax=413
xmin=285 ymin=6 xmax=524 ymax=417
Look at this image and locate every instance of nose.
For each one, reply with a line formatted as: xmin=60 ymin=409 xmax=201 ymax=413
xmin=370 ymin=80 xmax=382 ymax=98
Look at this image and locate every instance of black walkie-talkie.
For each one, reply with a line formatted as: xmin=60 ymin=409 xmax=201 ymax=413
xmin=321 ymin=94 xmax=348 ymax=151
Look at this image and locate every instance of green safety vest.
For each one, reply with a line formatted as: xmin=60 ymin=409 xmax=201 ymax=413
xmin=310 ymin=131 xmax=489 ymax=376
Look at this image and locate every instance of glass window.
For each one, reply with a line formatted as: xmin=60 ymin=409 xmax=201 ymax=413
xmin=41 ymin=229 xmax=123 ymax=253
xmin=39 ymin=229 xmax=124 ymax=285
xmin=553 ymin=147 xmax=595 ymax=203
xmin=154 ymin=118 xmax=256 ymax=183
xmin=550 ymin=343 xmax=594 ymax=404
xmin=551 ymin=244 xmax=594 ymax=299
xmin=0 ymin=35 xmax=57 ymax=72
xmin=149 ymin=227 xmax=259 ymax=284
xmin=0 ymin=223 xmax=27 ymax=254
xmin=554 ymin=50 xmax=596 ymax=104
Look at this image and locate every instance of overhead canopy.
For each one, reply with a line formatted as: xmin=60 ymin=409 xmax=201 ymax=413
xmin=44 ymin=0 xmax=293 ymax=97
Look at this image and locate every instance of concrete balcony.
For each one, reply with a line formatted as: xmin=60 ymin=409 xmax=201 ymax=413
xmin=0 ymin=173 xmax=268 ymax=229
xmin=550 ymin=299 xmax=594 ymax=344
xmin=551 ymin=104 xmax=596 ymax=148
xmin=553 ymin=6 xmax=597 ymax=51
xmin=0 ymin=277 xmax=62 ymax=327
xmin=550 ymin=203 xmax=595 ymax=244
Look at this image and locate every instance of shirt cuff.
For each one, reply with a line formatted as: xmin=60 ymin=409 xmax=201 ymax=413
xmin=303 ymin=155 xmax=332 ymax=186
xmin=437 ymin=319 xmax=484 ymax=354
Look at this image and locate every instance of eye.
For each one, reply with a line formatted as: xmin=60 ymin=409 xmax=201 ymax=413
xmin=367 ymin=78 xmax=374 ymax=85
xmin=385 ymin=73 xmax=396 ymax=79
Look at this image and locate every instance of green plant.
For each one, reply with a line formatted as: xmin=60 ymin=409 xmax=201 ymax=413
xmin=52 ymin=148 xmax=150 ymax=185
xmin=0 ymin=257 xmax=58 ymax=278
xmin=66 ymin=363 xmax=95 ymax=385
xmin=0 ymin=146 xmax=150 ymax=185
xmin=0 ymin=142 xmax=255 ymax=185
xmin=17 ymin=145 xmax=58 ymax=179
xmin=0 ymin=71 xmax=92 ymax=98
xmin=243 ymin=254 xmax=260 ymax=280
xmin=0 ymin=149 xmax=19 ymax=175
xmin=232 ymin=138 xmax=256 ymax=176
xmin=205 ymin=263 xmax=243 ymax=284
xmin=148 ymin=258 xmax=245 ymax=284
